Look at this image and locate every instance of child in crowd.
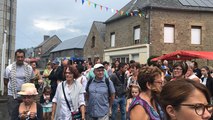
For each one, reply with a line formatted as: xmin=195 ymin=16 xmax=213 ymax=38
xmin=126 ymin=85 xmax=140 ymax=112
xmin=40 ymin=86 xmax=53 ymax=120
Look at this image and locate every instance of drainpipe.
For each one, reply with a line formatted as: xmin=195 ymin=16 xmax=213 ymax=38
xmin=148 ymin=7 xmax=152 ymax=57
xmin=8 ymin=0 xmax=14 ymax=65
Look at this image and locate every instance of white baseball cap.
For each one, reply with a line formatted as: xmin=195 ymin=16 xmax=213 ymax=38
xmin=94 ymin=63 xmax=104 ymax=69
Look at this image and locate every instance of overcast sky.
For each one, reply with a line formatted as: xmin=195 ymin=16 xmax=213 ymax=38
xmin=15 ymin=0 xmax=130 ymax=49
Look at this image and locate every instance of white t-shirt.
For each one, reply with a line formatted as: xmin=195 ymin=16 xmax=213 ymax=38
xmin=4 ymin=64 xmax=34 ymax=96
xmin=202 ymin=77 xmax=207 ymax=86
xmin=76 ymin=75 xmax=87 ymax=92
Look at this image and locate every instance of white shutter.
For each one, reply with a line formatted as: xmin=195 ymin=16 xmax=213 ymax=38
xmin=111 ymin=33 xmax=115 ymax=47
xmin=164 ymin=26 xmax=174 ymax=43
xmin=191 ymin=27 xmax=201 ymax=44
xmin=134 ymin=28 xmax=140 ymax=40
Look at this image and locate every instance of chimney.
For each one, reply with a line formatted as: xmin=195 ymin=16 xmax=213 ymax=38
xmin=44 ymin=35 xmax=50 ymax=41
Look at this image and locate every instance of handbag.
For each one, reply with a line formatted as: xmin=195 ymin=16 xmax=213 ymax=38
xmin=62 ymin=82 xmax=82 ymax=120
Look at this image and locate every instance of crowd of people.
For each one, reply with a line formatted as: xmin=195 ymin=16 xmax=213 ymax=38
xmin=3 ymin=49 xmax=213 ymax=120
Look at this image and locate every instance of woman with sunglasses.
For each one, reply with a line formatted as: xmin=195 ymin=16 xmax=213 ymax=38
xmin=51 ymin=66 xmax=86 ymax=120
xmin=160 ymin=79 xmax=213 ymax=120
xmin=11 ymin=83 xmax=43 ymax=120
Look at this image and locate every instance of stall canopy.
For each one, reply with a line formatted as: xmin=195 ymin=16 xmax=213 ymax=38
xmin=24 ymin=58 xmax=40 ymax=62
xmin=152 ymin=50 xmax=213 ymax=61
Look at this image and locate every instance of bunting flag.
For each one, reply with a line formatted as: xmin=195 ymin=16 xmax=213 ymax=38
xmin=116 ymin=10 xmax=119 ymax=14
xmin=111 ymin=8 xmax=114 ymax=13
xmin=75 ymin=0 xmax=146 ymax=18
xmin=126 ymin=12 xmax=129 ymax=16
xmin=106 ymin=7 xmax=108 ymax=11
xmin=120 ymin=11 xmax=124 ymax=15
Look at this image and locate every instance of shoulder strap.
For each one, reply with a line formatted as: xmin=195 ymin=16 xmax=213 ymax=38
xmin=86 ymin=77 xmax=93 ymax=93
xmin=86 ymin=77 xmax=111 ymax=98
xmin=62 ymin=82 xmax=71 ymax=111
xmin=105 ymin=78 xmax=111 ymax=97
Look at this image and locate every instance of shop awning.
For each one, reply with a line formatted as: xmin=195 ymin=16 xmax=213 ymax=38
xmin=25 ymin=57 xmax=40 ymax=62
xmin=152 ymin=50 xmax=213 ymax=61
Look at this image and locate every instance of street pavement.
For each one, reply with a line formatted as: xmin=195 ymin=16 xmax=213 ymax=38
xmin=0 ymin=96 xmax=9 ymax=120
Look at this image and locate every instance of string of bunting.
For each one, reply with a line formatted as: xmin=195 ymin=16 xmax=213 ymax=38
xmin=74 ymin=0 xmax=146 ymax=17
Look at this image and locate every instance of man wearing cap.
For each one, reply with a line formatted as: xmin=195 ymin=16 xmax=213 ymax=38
xmin=48 ymin=59 xmax=63 ymax=98
xmin=86 ymin=64 xmax=109 ymax=81
xmin=4 ymin=49 xmax=34 ymax=116
xmin=86 ymin=63 xmax=115 ymax=120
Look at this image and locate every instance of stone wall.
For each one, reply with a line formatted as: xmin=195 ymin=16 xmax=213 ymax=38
xmin=84 ymin=23 xmax=105 ymax=63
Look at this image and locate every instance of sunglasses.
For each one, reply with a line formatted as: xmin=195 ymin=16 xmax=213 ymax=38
xmin=22 ymin=95 xmax=34 ymax=99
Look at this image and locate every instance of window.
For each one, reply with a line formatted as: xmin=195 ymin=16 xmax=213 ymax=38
xmin=191 ymin=26 xmax=201 ymax=44
xmin=134 ymin=26 xmax=140 ymax=44
xmin=164 ymin=24 xmax=174 ymax=43
xmin=91 ymin=36 xmax=95 ymax=48
xmin=110 ymin=32 xmax=115 ymax=47
xmin=111 ymin=56 xmax=129 ymax=63
xmin=132 ymin=54 xmax=139 ymax=62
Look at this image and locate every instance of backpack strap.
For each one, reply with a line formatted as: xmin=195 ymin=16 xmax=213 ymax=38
xmin=86 ymin=77 xmax=93 ymax=93
xmin=86 ymin=77 xmax=111 ymax=99
xmin=105 ymin=78 xmax=111 ymax=97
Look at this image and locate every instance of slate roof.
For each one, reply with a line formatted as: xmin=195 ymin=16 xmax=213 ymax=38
xmin=105 ymin=0 xmax=213 ymax=23
xmin=51 ymin=35 xmax=87 ymax=52
xmin=41 ymin=44 xmax=58 ymax=57
xmin=94 ymin=21 xmax=106 ymax=40
xmin=36 ymin=35 xmax=61 ymax=48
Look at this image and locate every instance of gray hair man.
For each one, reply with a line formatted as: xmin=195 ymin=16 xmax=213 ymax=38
xmin=86 ymin=63 xmax=115 ymax=120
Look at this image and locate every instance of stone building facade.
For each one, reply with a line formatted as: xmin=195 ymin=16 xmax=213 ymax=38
xmin=84 ymin=21 xmax=106 ymax=63
xmin=0 ymin=0 xmax=16 ymax=65
xmin=103 ymin=0 xmax=213 ymax=64
xmin=104 ymin=14 xmax=149 ymax=64
xmin=34 ymin=35 xmax=61 ymax=68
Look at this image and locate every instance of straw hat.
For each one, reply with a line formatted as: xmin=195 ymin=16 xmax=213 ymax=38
xmin=18 ymin=83 xmax=38 ymax=95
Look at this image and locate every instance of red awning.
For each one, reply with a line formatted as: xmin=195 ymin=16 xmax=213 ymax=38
xmin=152 ymin=50 xmax=213 ymax=61
xmin=25 ymin=58 xmax=40 ymax=62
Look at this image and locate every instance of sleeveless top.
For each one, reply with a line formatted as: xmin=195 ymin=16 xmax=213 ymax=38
xmin=128 ymin=96 xmax=165 ymax=120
